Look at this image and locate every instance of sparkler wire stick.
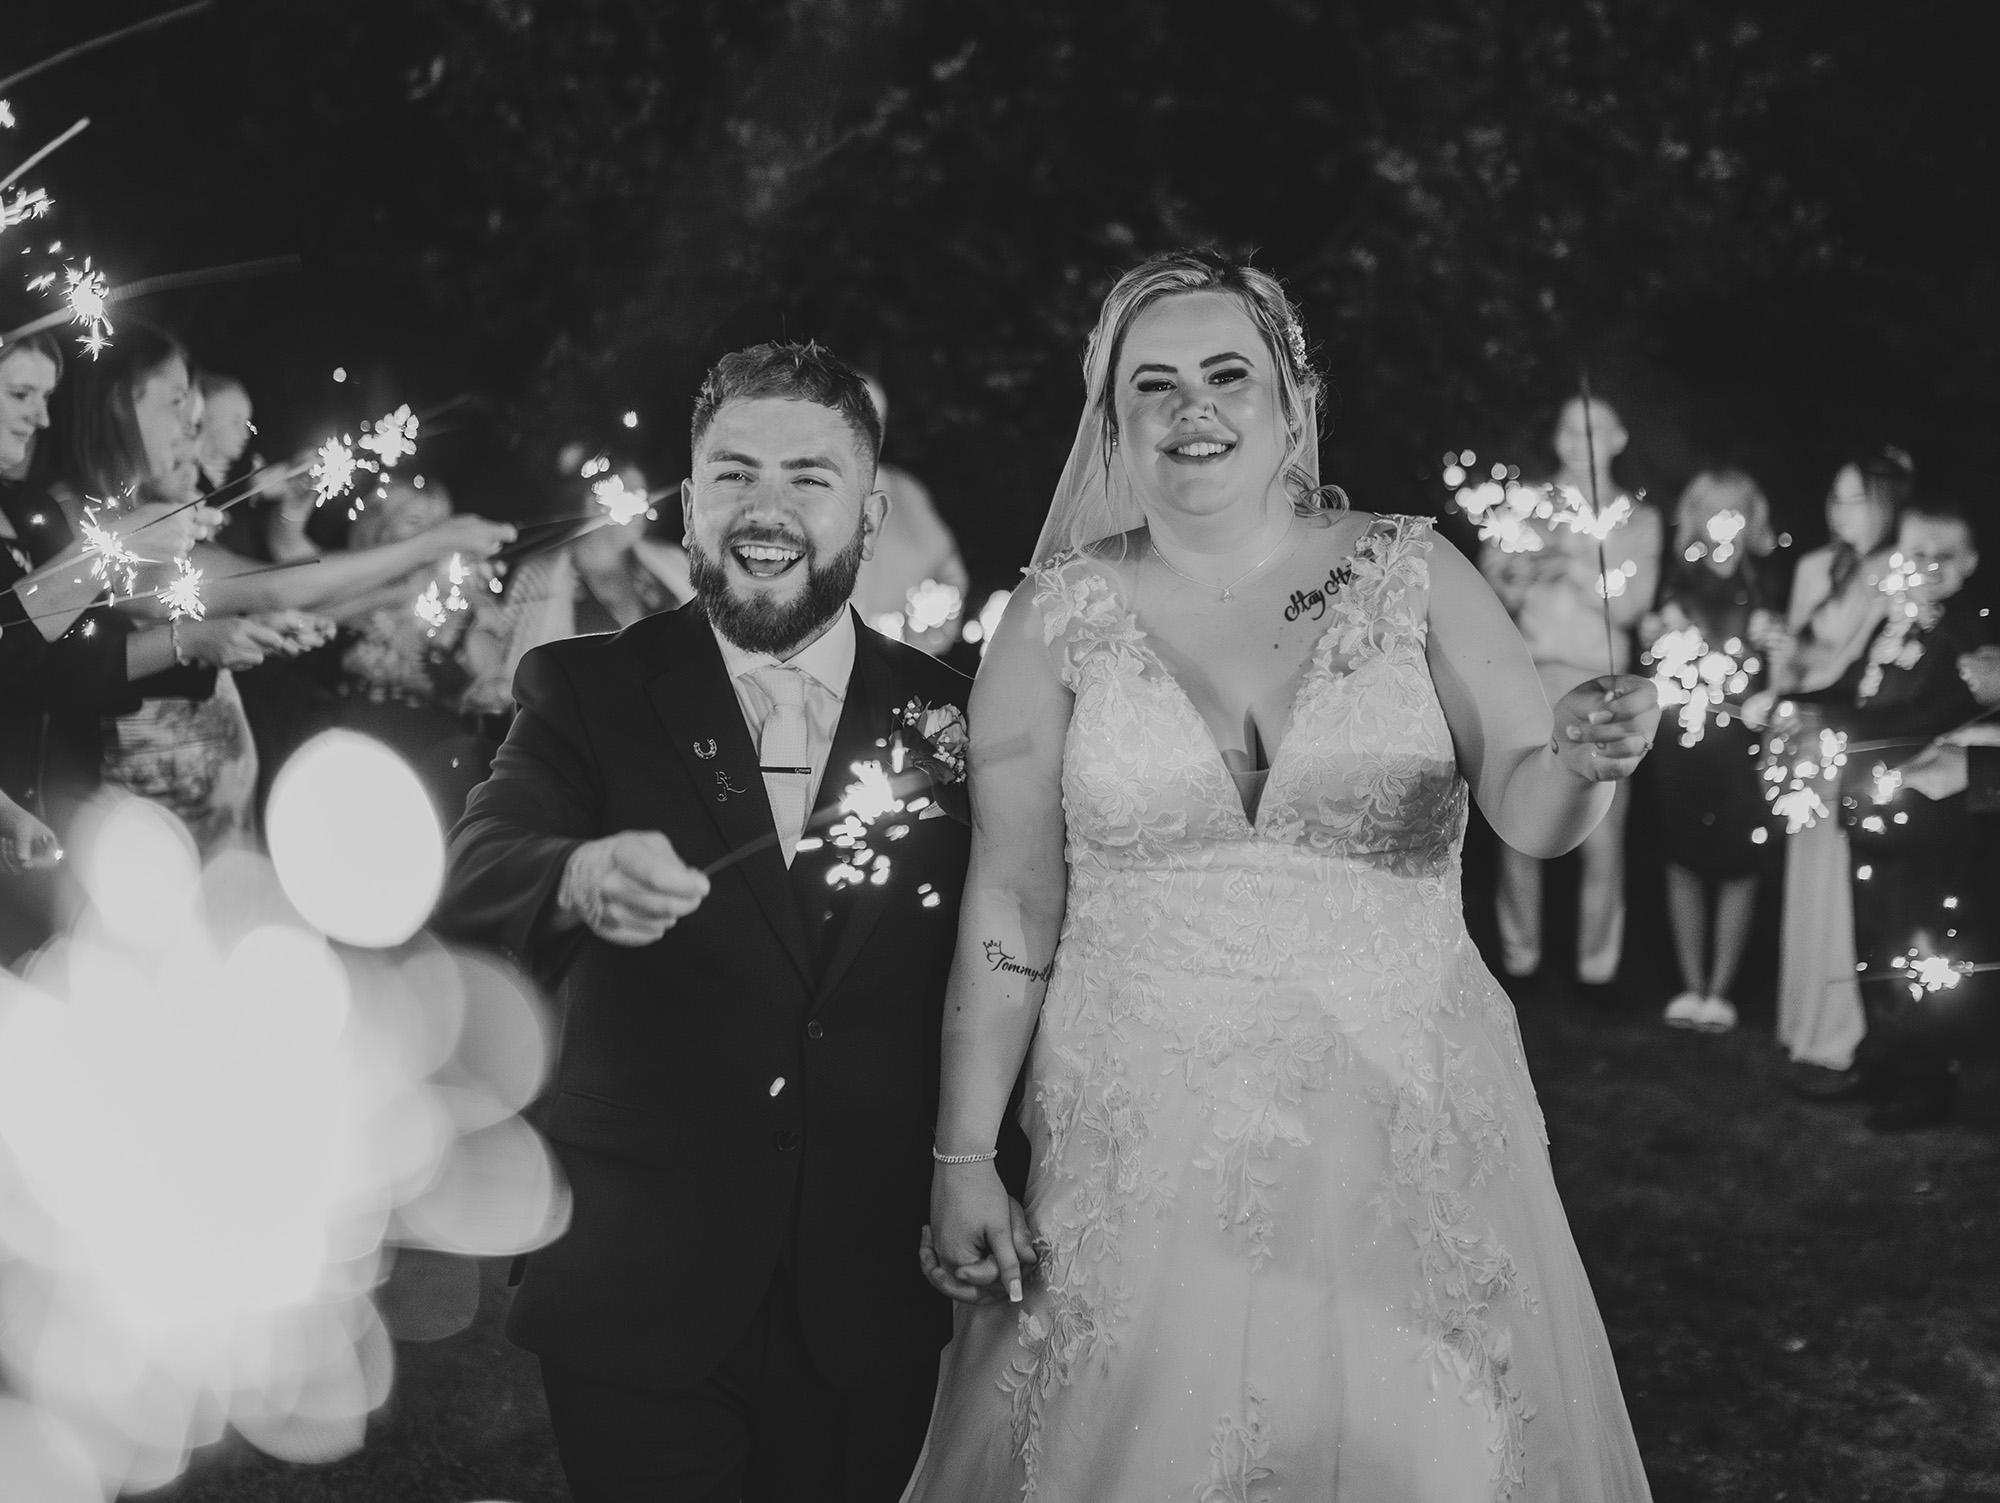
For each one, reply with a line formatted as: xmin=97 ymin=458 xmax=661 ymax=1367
xmin=0 ymin=251 xmax=302 ymax=347
xmin=1576 ymin=369 xmax=1619 ymax=681
xmin=4 ymin=555 xmax=319 ymax=628
xmin=0 ymin=116 xmax=89 ymax=194
xmin=1844 ymin=703 xmax=2000 ymax=756
xmin=491 ymin=516 xmax=611 ymax=569
xmin=0 ymin=2 xmax=216 ymax=94
xmin=699 ymin=764 xmax=939 ymax=879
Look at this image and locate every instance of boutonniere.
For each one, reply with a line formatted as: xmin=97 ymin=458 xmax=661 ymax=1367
xmin=894 ymin=696 xmax=969 ymax=822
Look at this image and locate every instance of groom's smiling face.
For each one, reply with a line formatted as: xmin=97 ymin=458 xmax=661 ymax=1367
xmin=682 ymin=396 xmax=887 ymax=658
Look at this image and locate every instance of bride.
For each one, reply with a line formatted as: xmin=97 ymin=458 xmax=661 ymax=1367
xmin=905 ymin=249 xmax=1657 ymax=1502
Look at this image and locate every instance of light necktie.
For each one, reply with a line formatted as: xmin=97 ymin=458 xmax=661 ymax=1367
xmin=752 ymin=665 xmax=810 ymax=865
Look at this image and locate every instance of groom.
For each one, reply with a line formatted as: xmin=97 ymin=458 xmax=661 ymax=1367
xmin=436 ymin=341 xmax=1016 ymax=1502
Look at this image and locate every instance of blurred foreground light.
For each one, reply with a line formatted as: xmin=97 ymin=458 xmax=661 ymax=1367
xmin=0 ymin=795 xmax=565 ymax=1497
xmin=268 ymin=731 xmax=444 ymax=947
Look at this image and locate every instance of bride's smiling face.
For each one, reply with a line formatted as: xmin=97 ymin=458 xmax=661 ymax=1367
xmin=1112 ymin=291 xmax=1290 ymax=522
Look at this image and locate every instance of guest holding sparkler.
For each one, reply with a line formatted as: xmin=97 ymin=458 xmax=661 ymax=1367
xmin=1480 ymin=394 xmax=1662 ymax=994
xmin=850 ymin=375 xmax=969 ymax=656
xmin=1762 ymin=451 xmax=1912 ymax=1087
xmin=1641 ymin=470 xmax=1783 ymax=1033
xmin=194 ymin=371 xmax=314 ymax=563
xmin=1792 ymin=500 xmax=1992 ymax=1123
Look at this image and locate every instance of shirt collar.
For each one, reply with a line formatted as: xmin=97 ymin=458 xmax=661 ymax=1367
xmin=712 ymin=606 xmax=857 ymax=697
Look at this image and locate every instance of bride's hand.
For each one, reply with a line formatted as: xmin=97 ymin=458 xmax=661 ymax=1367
xmin=924 ymin=1163 xmax=1038 ymax=1306
xmin=1551 ymin=674 xmax=1660 ymax=783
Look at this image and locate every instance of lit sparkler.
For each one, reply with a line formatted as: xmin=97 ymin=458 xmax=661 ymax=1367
xmin=1759 ymin=704 xmax=1848 ymax=833
xmin=701 ymin=756 xmax=940 ymax=881
xmin=904 ymin=578 xmax=963 ymax=637
xmin=412 ymin=553 xmax=473 ymax=636
xmin=309 ymin=436 xmax=364 ymax=507
xmin=591 ymin=473 xmax=650 ymax=526
xmin=1683 ymin=508 xmax=1748 ymax=566
xmin=79 ymin=505 xmax=145 ymax=599
xmin=1 ymin=185 xmax=51 ymax=234
xmin=357 ymin=404 xmax=418 ymax=469
xmin=159 ymin=557 xmax=205 ymax=621
xmin=63 ymin=260 xmax=112 ymax=357
xmin=1644 ymin=626 xmax=1758 ymax=747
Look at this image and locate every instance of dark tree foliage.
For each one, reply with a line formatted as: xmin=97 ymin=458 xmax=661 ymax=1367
xmin=5 ymin=0 xmax=1988 ymax=571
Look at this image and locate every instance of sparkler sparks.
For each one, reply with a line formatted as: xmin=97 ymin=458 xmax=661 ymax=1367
xmin=159 ymin=557 xmax=205 ymax=621
xmin=1 ymin=185 xmax=51 ymax=233
xmin=904 ymin=578 xmax=964 ymax=637
xmin=591 ymin=473 xmax=650 ymax=526
xmin=1645 ymin=627 xmax=1758 ymax=746
xmin=1759 ymin=707 xmax=1848 ymax=832
xmin=309 ymin=436 xmax=364 ymax=507
xmin=63 ymin=261 xmax=112 ymax=356
xmin=357 ymin=404 xmax=418 ymax=468
xmin=79 ymin=506 xmax=144 ymax=599
xmin=413 ymin=554 xmax=473 ymax=636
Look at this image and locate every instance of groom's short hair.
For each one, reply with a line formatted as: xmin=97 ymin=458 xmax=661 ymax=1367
xmin=690 ymin=340 xmax=882 ymax=473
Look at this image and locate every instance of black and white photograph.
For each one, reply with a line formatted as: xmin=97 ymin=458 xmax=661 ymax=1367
xmin=1 ymin=3 xmax=1995 ymax=1500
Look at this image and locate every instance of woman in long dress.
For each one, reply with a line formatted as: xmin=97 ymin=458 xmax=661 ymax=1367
xmin=906 ymin=250 xmax=1657 ymax=1503
xmin=1765 ymin=452 xmax=1910 ymax=1078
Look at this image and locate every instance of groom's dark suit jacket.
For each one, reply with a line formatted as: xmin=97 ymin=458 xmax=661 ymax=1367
xmin=435 ymin=602 xmax=1015 ymax=1395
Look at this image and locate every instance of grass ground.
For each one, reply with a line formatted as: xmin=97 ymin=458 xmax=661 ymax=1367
xmin=157 ymin=805 xmax=2000 ymax=1502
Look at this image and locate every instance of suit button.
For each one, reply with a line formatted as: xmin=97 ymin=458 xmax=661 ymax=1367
xmin=805 ymin=1021 xmax=825 ymax=1040
xmin=775 ymin=1128 xmax=800 ymax=1151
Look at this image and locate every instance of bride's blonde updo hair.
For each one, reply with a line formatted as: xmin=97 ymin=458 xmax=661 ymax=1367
xmin=1033 ymin=248 xmax=1344 ymax=563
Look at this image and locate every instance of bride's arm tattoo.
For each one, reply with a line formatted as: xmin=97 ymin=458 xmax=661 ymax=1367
xmin=983 ymin=939 xmax=1053 ymax=984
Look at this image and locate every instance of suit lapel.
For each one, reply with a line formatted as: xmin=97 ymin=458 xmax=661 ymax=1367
xmin=812 ymin=623 xmax=905 ymax=1001
xmin=642 ymin=607 xmax=816 ymax=985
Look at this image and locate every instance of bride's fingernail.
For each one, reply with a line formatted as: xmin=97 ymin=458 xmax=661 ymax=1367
xmin=1008 ymin=1279 xmax=1023 ymax=1303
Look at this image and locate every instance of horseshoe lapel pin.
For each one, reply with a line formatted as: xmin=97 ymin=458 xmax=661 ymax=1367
xmin=694 ymin=739 xmax=718 ymax=760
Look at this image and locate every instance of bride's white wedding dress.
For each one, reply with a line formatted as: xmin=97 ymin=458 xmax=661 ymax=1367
xmin=904 ymin=516 xmax=1651 ymax=1502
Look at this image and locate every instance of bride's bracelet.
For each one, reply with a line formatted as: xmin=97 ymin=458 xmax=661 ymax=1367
xmin=932 ymin=1146 xmax=998 ymax=1165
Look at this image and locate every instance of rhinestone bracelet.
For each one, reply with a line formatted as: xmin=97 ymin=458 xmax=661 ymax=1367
xmin=931 ymin=1146 xmax=998 ymax=1164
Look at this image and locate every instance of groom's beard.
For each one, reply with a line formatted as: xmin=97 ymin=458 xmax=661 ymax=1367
xmin=690 ymin=522 xmax=867 ymax=657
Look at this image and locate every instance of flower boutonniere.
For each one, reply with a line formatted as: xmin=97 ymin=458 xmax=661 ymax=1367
xmin=895 ymin=696 xmax=970 ymax=822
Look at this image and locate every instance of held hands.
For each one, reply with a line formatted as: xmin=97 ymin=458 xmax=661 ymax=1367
xmin=177 ymin=614 xmax=293 ymax=670
xmin=923 ymin=1162 xmax=1039 ymax=1306
xmin=1550 ymin=675 xmax=1660 ymax=783
xmin=560 ymin=830 xmax=710 ymax=946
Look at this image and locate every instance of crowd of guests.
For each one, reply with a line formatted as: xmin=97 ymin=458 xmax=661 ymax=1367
xmin=1479 ymin=400 xmax=2000 ymax=1132
xmin=6 ymin=291 xmax=1993 ymax=1133
xmin=0 ymin=302 xmax=968 ymax=964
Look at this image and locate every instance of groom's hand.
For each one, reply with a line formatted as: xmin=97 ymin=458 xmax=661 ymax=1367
xmin=556 ymin=830 xmax=711 ymax=946
xmin=924 ymin=1168 xmax=1039 ymax=1306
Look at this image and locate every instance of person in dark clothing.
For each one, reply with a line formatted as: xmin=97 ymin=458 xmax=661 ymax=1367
xmin=1801 ymin=501 xmax=1994 ymax=1125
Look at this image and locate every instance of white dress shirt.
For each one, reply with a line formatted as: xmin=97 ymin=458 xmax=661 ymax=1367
xmin=712 ymin=610 xmax=857 ymax=832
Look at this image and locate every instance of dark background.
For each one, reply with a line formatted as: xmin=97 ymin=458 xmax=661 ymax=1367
xmin=8 ymin=0 xmax=1994 ymax=602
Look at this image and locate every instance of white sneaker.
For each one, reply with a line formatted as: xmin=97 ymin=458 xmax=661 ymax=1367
xmin=1694 ymin=996 xmax=1738 ymax=1033
xmin=1663 ymin=991 xmax=1705 ymax=1028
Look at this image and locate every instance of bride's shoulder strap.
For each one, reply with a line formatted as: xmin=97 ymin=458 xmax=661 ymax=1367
xmin=1023 ymin=546 xmax=1139 ymax=689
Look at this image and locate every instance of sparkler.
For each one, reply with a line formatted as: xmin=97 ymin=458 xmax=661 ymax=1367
xmin=413 ymin=553 xmax=473 ymax=636
xmin=159 ymin=557 xmax=205 ymax=622
xmin=591 ymin=472 xmax=651 ymax=526
xmin=62 ymin=260 xmax=113 ymax=357
xmin=358 ymin=404 xmax=419 ymax=469
xmin=1644 ymin=626 xmax=1758 ymax=747
xmin=1 ymin=185 xmax=50 ymax=234
xmin=0 ymin=117 xmax=89 ymax=195
xmin=309 ymin=435 xmax=365 ymax=506
xmin=0 ymin=3 xmax=216 ymax=96
xmin=1576 ymin=372 xmax=1619 ymax=678
xmin=78 ymin=505 xmax=146 ymax=599
xmin=701 ymin=755 xmax=940 ymax=880
xmin=904 ymin=577 xmax=964 ymax=637
xmin=1759 ymin=703 xmax=1848 ymax=833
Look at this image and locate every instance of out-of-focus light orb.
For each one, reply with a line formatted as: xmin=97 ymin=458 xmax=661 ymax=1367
xmin=78 ymin=797 xmax=199 ymax=949
xmin=268 ymin=732 xmax=443 ymax=947
xmin=0 ymin=1397 xmax=103 ymax=1503
xmin=621 ymin=409 xmax=639 ymax=428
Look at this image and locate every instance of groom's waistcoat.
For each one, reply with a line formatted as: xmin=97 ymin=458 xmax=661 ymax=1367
xmin=436 ymin=603 xmax=982 ymax=1393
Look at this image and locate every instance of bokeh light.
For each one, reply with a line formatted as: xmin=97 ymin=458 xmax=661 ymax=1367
xmin=0 ymin=794 xmax=566 ymax=1498
xmin=267 ymin=731 xmax=445 ymax=947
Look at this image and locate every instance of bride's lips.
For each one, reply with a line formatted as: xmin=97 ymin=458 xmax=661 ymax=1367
xmin=1159 ymin=432 xmax=1237 ymax=465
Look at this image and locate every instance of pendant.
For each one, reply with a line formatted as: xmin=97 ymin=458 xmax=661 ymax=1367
xmin=1220 ymin=588 xmax=1234 ymax=602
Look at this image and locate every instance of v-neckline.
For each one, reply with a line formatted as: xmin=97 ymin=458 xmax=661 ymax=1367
xmin=1115 ymin=518 xmax=1388 ymax=830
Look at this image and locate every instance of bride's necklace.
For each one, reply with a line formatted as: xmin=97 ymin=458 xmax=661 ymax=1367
xmin=1150 ymin=518 xmax=1295 ymax=603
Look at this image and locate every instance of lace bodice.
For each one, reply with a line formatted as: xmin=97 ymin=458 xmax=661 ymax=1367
xmin=1039 ymin=514 xmax=1465 ymax=879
